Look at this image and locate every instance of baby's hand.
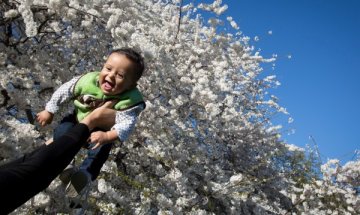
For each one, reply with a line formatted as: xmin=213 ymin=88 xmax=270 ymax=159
xmin=36 ymin=110 xmax=54 ymax=127
xmin=89 ymin=131 xmax=110 ymax=149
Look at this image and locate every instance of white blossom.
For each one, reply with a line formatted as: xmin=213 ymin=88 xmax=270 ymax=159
xmin=18 ymin=2 xmax=38 ymax=37
xmin=4 ymin=9 xmax=19 ymax=18
xmin=1 ymin=0 xmax=359 ymax=214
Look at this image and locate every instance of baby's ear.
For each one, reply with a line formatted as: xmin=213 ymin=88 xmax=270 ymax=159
xmin=128 ymin=81 xmax=137 ymax=89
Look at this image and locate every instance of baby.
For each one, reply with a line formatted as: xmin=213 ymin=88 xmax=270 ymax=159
xmin=37 ymin=48 xmax=145 ymax=194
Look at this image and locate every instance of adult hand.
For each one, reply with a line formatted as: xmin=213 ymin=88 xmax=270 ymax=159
xmin=81 ymin=101 xmax=117 ymax=130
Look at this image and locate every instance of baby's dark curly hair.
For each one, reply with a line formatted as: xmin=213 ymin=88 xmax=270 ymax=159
xmin=111 ymin=48 xmax=145 ymax=82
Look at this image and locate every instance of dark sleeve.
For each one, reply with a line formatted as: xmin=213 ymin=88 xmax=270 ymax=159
xmin=0 ymin=123 xmax=90 ymax=214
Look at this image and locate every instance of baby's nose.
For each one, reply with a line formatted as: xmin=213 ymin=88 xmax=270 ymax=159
xmin=108 ymin=70 xmax=116 ymax=77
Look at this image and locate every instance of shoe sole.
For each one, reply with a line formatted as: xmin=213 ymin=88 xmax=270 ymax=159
xmin=59 ymin=166 xmax=76 ymax=185
xmin=71 ymin=171 xmax=90 ymax=195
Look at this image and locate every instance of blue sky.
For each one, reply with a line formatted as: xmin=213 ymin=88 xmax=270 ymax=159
xmin=220 ymin=0 xmax=360 ymax=163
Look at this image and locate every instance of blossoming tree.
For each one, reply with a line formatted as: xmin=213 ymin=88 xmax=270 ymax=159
xmin=0 ymin=0 xmax=359 ymax=214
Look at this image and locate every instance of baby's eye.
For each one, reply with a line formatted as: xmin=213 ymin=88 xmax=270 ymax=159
xmin=116 ymin=73 xmax=124 ymax=79
xmin=106 ymin=67 xmax=111 ymax=71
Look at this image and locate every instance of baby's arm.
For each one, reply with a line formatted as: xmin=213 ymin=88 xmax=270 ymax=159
xmin=36 ymin=76 xmax=79 ymax=126
xmin=89 ymin=104 xmax=145 ymax=149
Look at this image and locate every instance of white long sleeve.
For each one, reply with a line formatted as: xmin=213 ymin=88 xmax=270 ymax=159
xmin=45 ymin=76 xmax=80 ymax=114
xmin=112 ymin=103 xmax=145 ymax=142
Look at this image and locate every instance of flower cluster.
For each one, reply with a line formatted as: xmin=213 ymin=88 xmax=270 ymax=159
xmin=0 ymin=0 xmax=358 ymax=214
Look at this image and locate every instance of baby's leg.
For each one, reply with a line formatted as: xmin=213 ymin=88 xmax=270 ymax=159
xmin=68 ymin=142 xmax=113 ymax=195
xmin=54 ymin=114 xmax=78 ymax=183
xmin=80 ymin=142 xmax=114 ymax=180
xmin=54 ymin=114 xmax=77 ymax=141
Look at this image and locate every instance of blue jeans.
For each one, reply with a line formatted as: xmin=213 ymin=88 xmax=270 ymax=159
xmin=54 ymin=114 xmax=113 ymax=180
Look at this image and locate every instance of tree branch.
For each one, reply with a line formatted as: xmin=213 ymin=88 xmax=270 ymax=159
xmin=39 ymin=87 xmax=54 ymax=94
xmin=25 ymin=108 xmax=35 ymax=124
xmin=1 ymin=89 xmax=11 ymax=108
xmin=65 ymin=3 xmax=106 ymax=24
xmin=173 ymin=0 xmax=183 ymax=44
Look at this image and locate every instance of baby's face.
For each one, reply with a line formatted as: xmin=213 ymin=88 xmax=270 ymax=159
xmin=99 ymin=52 xmax=136 ymax=95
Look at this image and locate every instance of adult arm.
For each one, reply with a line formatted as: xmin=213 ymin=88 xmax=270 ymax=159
xmin=0 ymin=105 xmax=116 ymax=214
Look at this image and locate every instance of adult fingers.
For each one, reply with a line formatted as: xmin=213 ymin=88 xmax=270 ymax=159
xmin=102 ymin=100 xmax=117 ymax=108
xmin=91 ymin=142 xmax=101 ymax=150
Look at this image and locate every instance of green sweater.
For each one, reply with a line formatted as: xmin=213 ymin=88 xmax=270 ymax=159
xmin=73 ymin=71 xmax=144 ymax=121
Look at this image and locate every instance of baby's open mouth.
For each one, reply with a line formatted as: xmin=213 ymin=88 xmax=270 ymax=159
xmin=103 ymin=80 xmax=114 ymax=90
